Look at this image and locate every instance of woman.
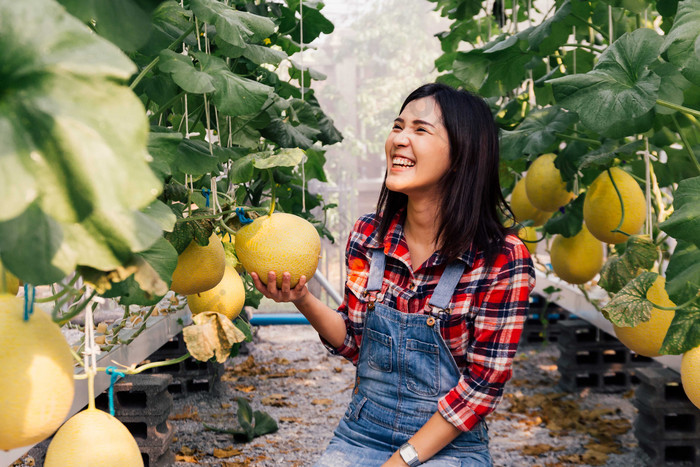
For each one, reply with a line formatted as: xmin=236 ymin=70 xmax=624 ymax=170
xmin=251 ymin=83 xmax=535 ymax=466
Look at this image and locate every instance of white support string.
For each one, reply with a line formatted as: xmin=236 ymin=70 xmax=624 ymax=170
xmin=637 ymin=137 xmax=656 ymax=238
xmin=299 ymin=0 xmax=307 ymax=212
xmin=83 ymin=303 xmax=98 ymax=373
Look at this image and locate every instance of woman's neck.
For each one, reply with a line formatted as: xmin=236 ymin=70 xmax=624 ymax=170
xmin=403 ymin=198 xmax=441 ymax=268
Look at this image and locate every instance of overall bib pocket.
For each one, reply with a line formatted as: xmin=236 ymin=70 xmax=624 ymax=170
xmin=406 ymin=338 xmax=440 ymax=396
xmin=364 ymin=328 xmax=392 ymax=372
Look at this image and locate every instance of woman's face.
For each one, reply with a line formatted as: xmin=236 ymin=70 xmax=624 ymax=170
xmin=384 ymin=96 xmax=451 ymax=200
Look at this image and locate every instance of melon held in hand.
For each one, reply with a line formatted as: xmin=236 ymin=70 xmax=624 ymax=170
xmin=44 ymin=408 xmax=143 ymax=466
xmin=235 ymin=213 xmax=321 ymax=288
xmin=0 ymin=295 xmax=75 ymax=450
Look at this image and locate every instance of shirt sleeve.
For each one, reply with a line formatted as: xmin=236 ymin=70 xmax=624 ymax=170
xmin=438 ymin=238 xmax=536 ymax=431
xmin=319 ymin=216 xmax=373 ymax=364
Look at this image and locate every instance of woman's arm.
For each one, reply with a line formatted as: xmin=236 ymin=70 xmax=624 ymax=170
xmin=383 ymin=413 xmax=461 ymax=466
xmin=250 ymin=271 xmax=348 ymax=348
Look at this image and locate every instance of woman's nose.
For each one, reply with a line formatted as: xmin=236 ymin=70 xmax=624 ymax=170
xmin=393 ymin=130 xmax=409 ymax=146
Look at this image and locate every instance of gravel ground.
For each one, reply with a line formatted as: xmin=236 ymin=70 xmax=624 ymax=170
xmin=167 ymin=324 xmax=652 ymax=467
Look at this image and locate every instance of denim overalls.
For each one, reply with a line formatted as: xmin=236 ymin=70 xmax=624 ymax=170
xmin=315 ymin=249 xmax=491 ymax=467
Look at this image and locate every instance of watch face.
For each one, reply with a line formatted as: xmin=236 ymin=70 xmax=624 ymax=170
xmin=400 ymin=443 xmax=419 ymax=466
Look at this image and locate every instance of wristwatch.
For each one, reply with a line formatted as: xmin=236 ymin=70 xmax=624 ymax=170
xmin=399 ymin=442 xmax=421 ymax=466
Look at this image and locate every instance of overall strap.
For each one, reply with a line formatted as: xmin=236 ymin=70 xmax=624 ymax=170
xmin=427 ymin=262 xmax=466 ymax=312
xmin=366 ymin=248 xmax=386 ymax=292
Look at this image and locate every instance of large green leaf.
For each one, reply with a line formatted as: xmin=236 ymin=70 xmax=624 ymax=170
xmin=661 ymin=0 xmax=700 ymax=85
xmin=659 ymin=306 xmax=700 ymax=354
xmin=499 ymin=107 xmax=578 ymax=160
xmin=215 ymin=40 xmax=288 ymax=65
xmin=652 ymin=61 xmax=694 ymax=114
xmin=195 ymin=54 xmax=273 ymax=117
xmin=659 ymin=176 xmax=700 ymax=247
xmin=664 ymin=240 xmax=700 ymax=305
xmin=158 ymin=50 xmax=215 ymax=94
xmin=549 ymin=28 xmax=663 ymax=135
xmin=0 ymin=0 xmax=165 ymax=284
xmin=452 ymin=51 xmax=489 ymax=92
xmin=601 ymin=271 xmax=658 ymax=326
xmin=101 ymin=237 xmax=178 ymax=306
xmin=191 ymin=0 xmax=275 ymax=47
xmin=543 ymin=193 xmax=584 ymax=237
xmin=599 ymin=235 xmax=658 ymax=294
xmin=526 ymin=0 xmax=572 ymax=55
xmin=253 ymin=148 xmax=305 ymax=169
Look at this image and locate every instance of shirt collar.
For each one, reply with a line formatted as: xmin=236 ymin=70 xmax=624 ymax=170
xmin=363 ymin=209 xmax=478 ymax=269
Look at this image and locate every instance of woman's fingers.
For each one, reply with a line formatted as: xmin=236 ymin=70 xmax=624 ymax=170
xmin=251 ymin=271 xmax=306 ymax=303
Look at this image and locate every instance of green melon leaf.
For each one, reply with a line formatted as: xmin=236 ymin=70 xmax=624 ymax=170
xmin=602 ymin=271 xmax=658 ymax=326
xmin=0 ymin=0 xmax=164 ymax=284
xmin=549 ymin=28 xmax=663 ymax=135
xmin=158 ymin=50 xmax=216 ymax=94
xmin=499 ymin=106 xmax=578 ymax=160
xmin=664 ymin=240 xmax=700 ymax=305
xmin=191 ymin=0 xmax=275 ymax=47
xmin=659 ymin=306 xmax=700 ymax=355
xmin=253 ymin=148 xmax=305 ymax=169
xmin=599 ymin=235 xmax=658 ymax=294
xmin=660 ymin=176 xmax=700 ymax=248
xmin=661 ymin=0 xmax=700 ymax=86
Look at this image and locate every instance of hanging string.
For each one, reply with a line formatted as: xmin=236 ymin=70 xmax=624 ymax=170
xmin=83 ymin=301 xmax=99 ymax=409
xmin=639 ymin=138 xmax=654 ymax=238
xmin=299 ymin=0 xmax=304 ymax=102
xmin=299 ymin=0 xmax=307 ymax=212
xmin=202 ymin=187 xmax=210 ymax=207
xmin=572 ymin=26 xmax=577 ymax=75
xmin=608 ymin=5 xmax=613 ymax=45
xmin=105 ymin=366 xmax=126 ymax=417
xmin=23 ymin=284 xmax=35 ymax=321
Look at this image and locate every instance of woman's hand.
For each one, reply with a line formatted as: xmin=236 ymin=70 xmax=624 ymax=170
xmin=250 ymin=271 xmax=309 ymax=304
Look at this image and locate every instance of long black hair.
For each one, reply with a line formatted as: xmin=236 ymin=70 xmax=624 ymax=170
xmin=375 ymin=82 xmax=513 ymax=266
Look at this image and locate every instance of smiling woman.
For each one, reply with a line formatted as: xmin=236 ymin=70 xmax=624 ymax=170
xmin=250 ymin=82 xmax=535 ymax=467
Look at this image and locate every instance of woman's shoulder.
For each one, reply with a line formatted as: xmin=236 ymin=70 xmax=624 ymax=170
xmin=350 ymin=212 xmax=379 ymax=237
xmin=493 ymin=233 xmax=532 ymax=264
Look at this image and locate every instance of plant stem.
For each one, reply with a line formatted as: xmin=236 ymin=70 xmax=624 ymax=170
xmin=129 ymin=23 xmax=197 ymax=90
xmin=563 ymin=43 xmax=604 ymax=53
xmin=150 ymin=90 xmax=186 ymax=120
xmin=671 ymin=114 xmax=700 ymax=175
xmin=555 ymin=132 xmax=601 ymax=146
xmin=656 ymin=99 xmax=700 ymax=119
xmin=649 ymin=295 xmax=700 ymax=311
xmin=176 ymin=207 xmax=267 ymax=223
xmin=56 ymin=290 xmax=98 ymax=325
xmin=268 ymin=169 xmax=276 ymax=216
xmin=607 ymin=168 xmax=631 ymax=238
xmin=570 ymin=14 xmax=609 ymax=42
xmin=36 ymin=274 xmax=80 ymax=303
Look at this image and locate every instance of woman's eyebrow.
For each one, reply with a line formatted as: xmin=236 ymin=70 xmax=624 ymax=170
xmin=394 ymin=117 xmax=437 ymax=128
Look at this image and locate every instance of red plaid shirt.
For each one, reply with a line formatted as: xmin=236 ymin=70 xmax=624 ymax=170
xmin=324 ymin=211 xmax=535 ymax=432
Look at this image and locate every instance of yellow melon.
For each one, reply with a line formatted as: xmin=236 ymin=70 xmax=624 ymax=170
xmin=44 ymin=408 xmax=143 ymax=466
xmin=510 ymin=177 xmax=552 ymax=226
xmin=187 ymin=265 xmax=246 ymax=320
xmin=0 ymin=261 xmax=20 ymax=296
xmin=550 ymin=224 xmax=604 ymax=284
xmin=613 ymin=276 xmax=675 ymax=357
xmin=170 ymin=232 xmax=226 ymax=295
xmin=583 ymin=167 xmax=646 ymax=244
xmin=681 ymin=345 xmax=700 ymax=410
xmin=0 ymin=295 xmax=75 ymax=450
xmin=235 ymin=213 xmax=321 ymax=288
xmin=524 ymin=153 xmax=574 ymax=212
xmin=518 ymin=226 xmax=539 ymax=255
